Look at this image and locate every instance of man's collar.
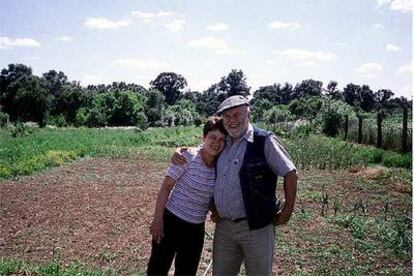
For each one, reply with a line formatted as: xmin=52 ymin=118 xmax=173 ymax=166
xmin=245 ymin=123 xmax=254 ymax=143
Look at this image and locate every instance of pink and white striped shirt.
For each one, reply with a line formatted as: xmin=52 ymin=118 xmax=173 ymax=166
xmin=165 ymin=148 xmax=215 ymax=224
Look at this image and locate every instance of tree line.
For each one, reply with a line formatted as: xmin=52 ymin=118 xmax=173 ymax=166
xmin=0 ymin=63 xmax=411 ymax=152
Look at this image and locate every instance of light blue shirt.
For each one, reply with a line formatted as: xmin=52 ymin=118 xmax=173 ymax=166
xmin=214 ymin=124 xmax=296 ymax=220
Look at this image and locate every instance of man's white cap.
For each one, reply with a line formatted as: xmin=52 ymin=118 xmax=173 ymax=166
xmin=216 ymin=95 xmax=249 ymax=115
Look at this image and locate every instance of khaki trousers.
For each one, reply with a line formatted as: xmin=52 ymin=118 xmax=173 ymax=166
xmin=212 ymin=219 xmax=275 ymax=276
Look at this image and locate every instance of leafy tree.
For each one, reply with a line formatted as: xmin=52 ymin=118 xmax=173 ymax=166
xmin=145 ymin=89 xmax=166 ymax=126
xmin=252 ymin=82 xmax=293 ymax=106
xmin=374 ymin=89 xmax=394 ymax=112
xmin=316 ymin=97 xmax=355 ymax=137
xmin=41 ymin=70 xmax=68 ymax=97
xmin=150 ymin=72 xmax=187 ymax=105
xmin=264 ymin=105 xmax=294 ymax=124
xmin=196 ymin=84 xmax=227 ymax=116
xmin=293 ymin=79 xmax=323 ymax=99
xmin=53 ymin=84 xmax=87 ymax=124
xmin=325 ymin=81 xmax=342 ymax=100
xmin=0 ymin=64 xmax=34 ymax=121
xmin=250 ymin=98 xmax=273 ymax=122
xmin=217 ymin=69 xmax=250 ymax=97
xmin=288 ymin=96 xmax=323 ymax=121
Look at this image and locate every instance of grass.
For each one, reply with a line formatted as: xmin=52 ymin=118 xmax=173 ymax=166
xmin=0 ymin=126 xmax=201 ymax=179
xmin=0 ymin=258 xmax=146 ymax=275
xmin=1 ymin=125 xmax=410 ymax=179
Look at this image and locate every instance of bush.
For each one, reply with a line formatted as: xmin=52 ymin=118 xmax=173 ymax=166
xmin=75 ymin=108 xmax=88 ymax=127
xmin=355 ymin=148 xmax=385 ymax=164
xmin=0 ymin=111 xmax=9 ymax=128
xmin=383 ymin=152 xmax=412 ymax=169
xmin=264 ymin=106 xmax=294 ymax=124
xmin=134 ymin=112 xmax=148 ymax=130
xmin=47 ymin=114 xmax=68 ymax=127
xmin=11 ymin=122 xmax=34 ymax=137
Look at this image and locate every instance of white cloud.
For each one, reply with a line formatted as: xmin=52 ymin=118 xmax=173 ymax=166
xmin=188 ymin=36 xmax=229 ymax=49
xmin=131 ymin=10 xmax=174 ymax=22
xmin=57 ymin=36 xmax=72 ymax=42
xmin=330 ymin=42 xmax=350 ymax=49
xmin=376 ymin=0 xmax=412 ymax=12
xmin=22 ymin=56 xmax=40 ymax=61
xmin=373 ymin=23 xmax=385 ymax=29
xmin=397 ymin=64 xmax=412 ymax=74
xmin=273 ymin=48 xmax=336 ymax=63
xmin=376 ymin=0 xmax=391 ymax=6
xmin=165 ymin=19 xmax=185 ymax=32
xmin=215 ymin=48 xmax=246 ymax=56
xmin=390 ymin=0 xmax=412 ymax=12
xmin=386 ymin=43 xmax=401 ymax=51
xmin=113 ymin=58 xmax=170 ymax=71
xmin=269 ymin=21 xmax=301 ymax=30
xmin=206 ymin=22 xmax=229 ymax=31
xmin=355 ymin=63 xmax=383 ymax=74
xmin=0 ymin=36 xmax=41 ymax=49
xmin=188 ymin=36 xmax=245 ymax=56
xmin=84 ymin=17 xmax=131 ymax=30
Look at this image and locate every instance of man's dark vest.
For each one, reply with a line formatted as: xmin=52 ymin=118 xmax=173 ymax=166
xmin=239 ymin=126 xmax=280 ymax=230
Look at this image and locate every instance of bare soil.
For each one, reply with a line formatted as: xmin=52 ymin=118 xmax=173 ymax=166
xmin=0 ymin=159 xmax=411 ymax=275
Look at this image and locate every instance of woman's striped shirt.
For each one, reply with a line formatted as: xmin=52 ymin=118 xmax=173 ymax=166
xmin=165 ymin=148 xmax=215 ymax=224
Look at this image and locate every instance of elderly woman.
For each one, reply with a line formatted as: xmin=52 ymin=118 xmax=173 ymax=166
xmin=147 ymin=117 xmax=227 ymax=276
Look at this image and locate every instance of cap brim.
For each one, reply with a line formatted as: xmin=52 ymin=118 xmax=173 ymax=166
xmin=216 ymin=103 xmax=249 ymax=115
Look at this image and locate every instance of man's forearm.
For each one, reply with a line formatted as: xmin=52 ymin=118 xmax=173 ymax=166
xmin=283 ymin=170 xmax=298 ymax=213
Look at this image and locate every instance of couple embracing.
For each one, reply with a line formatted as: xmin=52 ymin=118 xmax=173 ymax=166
xmin=147 ymin=95 xmax=298 ymax=276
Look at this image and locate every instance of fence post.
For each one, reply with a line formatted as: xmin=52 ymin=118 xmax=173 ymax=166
xmin=402 ymin=106 xmax=408 ymax=153
xmin=358 ymin=115 xmax=363 ymax=144
xmin=377 ymin=113 xmax=382 ymax=148
xmin=344 ymin=114 xmax=348 ymax=140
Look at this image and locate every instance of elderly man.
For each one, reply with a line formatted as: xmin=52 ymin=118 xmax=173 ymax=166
xmin=174 ymin=95 xmax=298 ymax=275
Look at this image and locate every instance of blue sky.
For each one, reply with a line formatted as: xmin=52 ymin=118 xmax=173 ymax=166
xmin=0 ymin=0 xmax=412 ymax=98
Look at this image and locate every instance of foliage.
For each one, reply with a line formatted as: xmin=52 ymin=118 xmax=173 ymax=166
xmin=150 ymin=72 xmax=187 ymax=105
xmin=217 ymin=69 xmax=250 ymax=97
xmin=0 ymin=126 xmax=202 ymax=179
xmin=288 ymin=96 xmax=323 ymax=121
xmin=47 ymin=114 xmax=68 ymax=127
xmin=263 ymin=105 xmax=294 ymax=124
xmin=316 ymin=97 xmax=355 ymax=137
xmin=293 ymin=79 xmax=323 ymax=99
xmin=0 ymin=110 xmax=9 ymax=128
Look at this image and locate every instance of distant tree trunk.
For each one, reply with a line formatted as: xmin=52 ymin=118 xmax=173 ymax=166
xmin=358 ymin=115 xmax=363 ymax=144
xmin=344 ymin=115 xmax=349 ymax=140
xmin=402 ymin=106 xmax=408 ymax=153
xmin=376 ymin=113 xmax=382 ymax=148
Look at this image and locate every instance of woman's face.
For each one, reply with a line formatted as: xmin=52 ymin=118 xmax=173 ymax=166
xmin=203 ymin=129 xmax=226 ymax=156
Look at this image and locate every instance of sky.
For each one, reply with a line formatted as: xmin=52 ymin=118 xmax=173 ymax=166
xmin=0 ymin=0 xmax=412 ymax=98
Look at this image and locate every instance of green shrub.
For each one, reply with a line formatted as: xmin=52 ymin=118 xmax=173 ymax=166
xmin=0 ymin=111 xmax=9 ymax=128
xmin=47 ymin=114 xmax=68 ymax=127
xmin=355 ymin=148 xmax=385 ymax=164
xmin=383 ymin=152 xmax=412 ymax=169
xmin=11 ymin=122 xmax=34 ymax=138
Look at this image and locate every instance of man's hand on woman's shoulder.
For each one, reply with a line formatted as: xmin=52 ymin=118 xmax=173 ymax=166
xmin=171 ymin=147 xmax=197 ymax=165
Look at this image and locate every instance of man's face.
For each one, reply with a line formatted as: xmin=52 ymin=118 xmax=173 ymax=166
xmin=222 ymin=105 xmax=249 ymax=139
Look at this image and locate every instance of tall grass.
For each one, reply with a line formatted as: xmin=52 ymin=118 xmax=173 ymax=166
xmin=0 ymin=126 xmax=201 ymax=179
xmin=264 ymin=123 xmax=411 ymax=170
xmin=1 ymin=125 xmax=411 ymax=179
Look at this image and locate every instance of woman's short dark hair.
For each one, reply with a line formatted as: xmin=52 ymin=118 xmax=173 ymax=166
xmin=203 ymin=116 xmax=227 ymax=137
